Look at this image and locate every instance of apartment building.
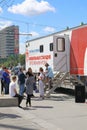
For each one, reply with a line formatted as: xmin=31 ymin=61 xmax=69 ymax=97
xmin=0 ymin=25 xmax=19 ymax=58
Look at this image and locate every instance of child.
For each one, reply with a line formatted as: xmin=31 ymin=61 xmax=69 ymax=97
xmin=9 ymin=75 xmax=23 ymax=108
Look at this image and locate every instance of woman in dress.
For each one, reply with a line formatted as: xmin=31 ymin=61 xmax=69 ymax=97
xmin=38 ymin=67 xmax=45 ymax=99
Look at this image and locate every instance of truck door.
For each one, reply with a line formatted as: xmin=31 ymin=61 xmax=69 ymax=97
xmin=53 ymin=35 xmax=70 ymax=73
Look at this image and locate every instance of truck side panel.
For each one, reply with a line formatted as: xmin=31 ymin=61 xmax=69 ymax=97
xmin=26 ymin=36 xmax=54 ymax=73
xmin=53 ymin=35 xmax=70 ymax=72
xmin=70 ymin=27 xmax=87 ymax=75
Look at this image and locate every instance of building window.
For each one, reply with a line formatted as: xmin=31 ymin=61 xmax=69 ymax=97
xmin=56 ymin=37 xmax=65 ymax=52
xmin=49 ymin=43 xmax=53 ymax=51
xmin=40 ymin=45 xmax=43 ymax=52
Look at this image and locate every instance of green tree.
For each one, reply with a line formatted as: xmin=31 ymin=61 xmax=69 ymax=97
xmin=19 ymin=54 xmax=25 ymax=65
xmin=0 ymin=54 xmax=25 ymax=68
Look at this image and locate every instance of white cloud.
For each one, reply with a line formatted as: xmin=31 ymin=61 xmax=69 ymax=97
xmin=30 ymin=31 xmax=39 ymax=37
xmin=0 ymin=7 xmax=3 ymax=13
xmin=19 ymin=31 xmax=32 ymax=36
xmin=0 ymin=20 xmax=12 ymax=30
xmin=8 ymin=0 xmax=56 ymax=16
xmin=43 ymin=26 xmax=56 ymax=33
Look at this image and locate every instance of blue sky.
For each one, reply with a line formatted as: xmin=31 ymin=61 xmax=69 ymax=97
xmin=0 ymin=0 xmax=87 ymax=53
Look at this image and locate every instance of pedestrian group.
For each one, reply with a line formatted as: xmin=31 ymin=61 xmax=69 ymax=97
xmin=0 ymin=63 xmax=54 ymax=108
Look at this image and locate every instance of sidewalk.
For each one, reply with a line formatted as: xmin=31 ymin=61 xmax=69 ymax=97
xmin=0 ymin=106 xmax=46 ymax=130
xmin=0 ymin=92 xmax=87 ymax=130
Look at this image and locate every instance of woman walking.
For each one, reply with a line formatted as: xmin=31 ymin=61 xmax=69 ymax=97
xmin=25 ymin=72 xmax=35 ymax=107
xmin=38 ymin=67 xmax=45 ymax=99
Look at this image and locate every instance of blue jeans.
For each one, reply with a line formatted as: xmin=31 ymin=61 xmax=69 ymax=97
xmin=19 ymin=84 xmax=25 ymax=96
xmin=5 ymin=83 xmax=9 ymax=94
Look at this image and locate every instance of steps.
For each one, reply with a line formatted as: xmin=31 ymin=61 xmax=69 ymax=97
xmin=45 ymin=72 xmax=85 ymax=97
xmin=0 ymin=95 xmax=18 ymax=107
xmin=45 ymin=72 xmax=69 ymax=97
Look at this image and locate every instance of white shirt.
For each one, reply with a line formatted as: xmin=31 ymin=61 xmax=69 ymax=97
xmin=9 ymin=81 xmax=16 ymax=97
xmin=38 ymin=73 xmax=45 ymax=96
xmin=39 ymin=72 xmax=45 ymax=86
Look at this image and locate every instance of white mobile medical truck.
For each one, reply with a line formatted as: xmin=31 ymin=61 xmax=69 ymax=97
xmin=25 ymin=24 xmax=87 ymax=76
xmin=25 ymin=24 xmax=87 ymax=98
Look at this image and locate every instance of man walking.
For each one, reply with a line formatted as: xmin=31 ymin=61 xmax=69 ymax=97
xmin=45 ymin=63 xmax=54 ymax=89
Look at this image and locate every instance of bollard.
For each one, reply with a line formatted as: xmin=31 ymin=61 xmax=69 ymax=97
xmin=75 ymin=84 xmax=85 ymax=103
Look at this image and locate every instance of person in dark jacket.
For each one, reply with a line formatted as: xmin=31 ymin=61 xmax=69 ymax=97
xmin=0 ymin=65 xmax=4 ymax=94
xmin=2 ymin=67 xmax=10 ymax=94
xmin=18 ymin=68 xmax=26 ymax=96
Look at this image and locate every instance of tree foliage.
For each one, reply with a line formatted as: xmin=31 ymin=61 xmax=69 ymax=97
xmin=0 ymin=54 xmax=25 ymax=68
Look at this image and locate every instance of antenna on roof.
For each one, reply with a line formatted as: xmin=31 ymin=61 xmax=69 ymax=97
xmin=66 ymin=26 xmax=69 ymax=30
xmin=80 ymin=22 xmax=84 ymax=25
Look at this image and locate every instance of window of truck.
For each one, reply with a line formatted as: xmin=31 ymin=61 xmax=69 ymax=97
xmin=50 ymin=43 xmax=53 ymax=51
xmin=56 ymin=37 xmax=65 ymax=52
xmin=40 ymin=45 xmax=43 ymax=52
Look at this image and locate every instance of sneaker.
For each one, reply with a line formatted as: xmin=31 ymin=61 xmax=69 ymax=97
xmin=31 ymin=94 xmax=35 ymax=97
xmin=18 ymin=105 xmax=23 ymax=108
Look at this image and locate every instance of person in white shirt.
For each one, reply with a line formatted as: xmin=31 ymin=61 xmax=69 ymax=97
xmin=9 ymin=75 xmax=23 ymax=108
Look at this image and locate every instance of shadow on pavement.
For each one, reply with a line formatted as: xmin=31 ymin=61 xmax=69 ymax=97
xmin=55 ymin=87 xmax=87 ymax=99
xmin=31 ymin=88 xmax=75 ymax=102
xmin=32 ymin=105 xmax=53 ymax=109
xmin=0 ymin=113 xmax=21 ymax=119
xmin=23 ymin=107 xmax=36 ymax=110
xmin=0 ymin=124 xmax=38 ymax=130
xmin=45 ymin=95 xmax=74 ymax=102
xmin=55 ymin=87 xmax=75 ymax=96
